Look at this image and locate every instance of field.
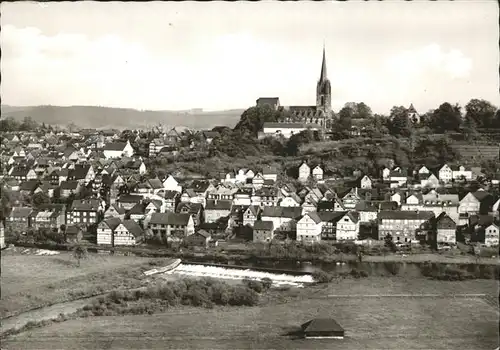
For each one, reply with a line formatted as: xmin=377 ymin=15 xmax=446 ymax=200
xmin=0 ymin=250 xmax=167 ymax=318
xmin=3 ymin=278 xmax=499 ymax=350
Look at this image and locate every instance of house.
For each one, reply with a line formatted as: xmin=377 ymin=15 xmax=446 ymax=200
xmin=243 ymin=205 xmax=260 ymax=227
xmin=298 ymin=162 xmax=311 ymax=182
xmin=458 ymin=190 xmax=494 ymax=225
xmin=104 ymin=204 xmax=126 ymax=220
xmin=65 ymin=225 xmax=83 ymax=244
xmin=358 ymin=175 xmax=372 ymax=190
xmin=103 ymin=140 xmax=134 ymax=159
xmin=67 ymin=199 xmax=103 ymax=227
xmin=117 ymin=195 xmax=143 ymax=210
xmin=378 ymin=210 xmax=435 ymax=243
xmin=420 ymin=173 xmax=440 ymax=188
xmin=354 ymin=201 xmax=378 ymax=223
xmin=484 ymin=224 xmax=499 ymax=247
xmin=176 ymin=202 xmax=203 ymax=226
xmin=148 ymin=212 xmax=195 ymax=241
xmin=254 ymin=186 xmax=279 ymax=207
xmin=260 ymin=206 xmax=303 ymax=232
xmin=233 ymin=188 xmax=253 ymax=206
xmin=19 ymin=180 xmax=42 ymax=196
xmin=414 ymin=165 xmax=430 ymax=176
xmin=60 ymin=180 xmax=81 ymax=198
xmin=204 ymin=199 xmax=232 ymax=223
xmin=312 ymin=165 xmax=323 ymax=181
xmin=97 ymin=217 xmax=122 ymax=246
xmin=340 ymin=188 xmax=362 ymax=209
xmin=6 ymin=207 xmax=33 ymax=233
xmin=317 ymin=211 xmax=346 ymax=240
xmin=252 ymin=220 xmax=275 ymax=242
xmin=30 ymin=205 xmax=66 ymax=231
xmin=128 ymin=202 xmax=148 ymax=224
xmin=435 ymin=212 xmax=457 ymax=244
xmin=260 ymin=122 xmax=321 ymax=139
xmin=184 ymin=230 xmax=211 ymax=248
xmin=296 ymin=212 xmax=323 ymax=243
xmin=262 ymin=166 xmax=278 ymax=182
xmin=228 ymin=205 xmax=247 ymax=228
xmin=336 ymin=212 xmax=360 ymax=241
xmin=301 ymin=318 xmax=345 ymax=339
xmin=252 ymin=173 xmax=265 ymax=189
xmin=451 ymin=165 xmax=472 ymax=181
xmin=113 ymin=220 xmax=143 ymax=246
xmin=389 ymin=170 xmax=408 ymax=188
xmin=381 ymin=167 xmax=391 ymax=181
xmin=68 ymin=164 xmax=95 ymax=185
xmin=438 ymin=164 xmax=453 ymax=183
xmin=279 ymin=194 xmax=302 ymax=207
xmin=126 ymin=159 xmax=147 ymax=175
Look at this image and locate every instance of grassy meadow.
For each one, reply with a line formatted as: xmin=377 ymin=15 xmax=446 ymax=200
xmin=0 ymin=251 xmax=169 ymax=318
xmin=3 ymin=292 xmax=498 ymax=350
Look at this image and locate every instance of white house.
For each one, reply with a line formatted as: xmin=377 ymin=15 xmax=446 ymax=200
xmin=452 ymin=165 xmax=472 ymax=181
xmin=391 ymin=192 xmax=403 ymax=206
xmin=312 ymin=165 xmax=323 ymax=181
xmin=336 ymin=212 xmax=360 ymax=241
xmin=389 ymin=171 xmax=407 ymax=188
xmin=359 ymin=175 xmax=372 ymax=189
xmin=415 ymin=165 xmax=430 ymax=176
xmin=296 ymin=212 xmax=323 ymax=243
xmin=162 ymin=175 xmax=182 ymax=193
xmin=484 ymin=224 xmax=499 ymax=247
xmin=381 ymin=167 xmax=391 ymax=181
xmin=279 ymin=196 xmax=301 ymax=207
xmin=113 ymin=220 xmax=143 ymax=246
xmin=421 ymin=173 xmax=440 ymax=188
xmin=103 ymin=140 xmax=134 ymax=159
xmin=298 ymin=162 xmax=311 ymax=182
xmin=97 ymin=218 xmax=121 ymax=246
xmin=438 ymin=164 xmax=453 ymax=183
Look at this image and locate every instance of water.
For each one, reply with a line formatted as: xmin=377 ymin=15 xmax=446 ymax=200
xmin=164 ymin=263 xmax=315 ymax=287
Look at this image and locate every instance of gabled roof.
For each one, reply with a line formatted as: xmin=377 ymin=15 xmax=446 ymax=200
xmin=70 ymin=199 xmax=100 ymax=211
xmin=176 ymin=201 xmax=203 ymax=214
xmin=129 ymin=202 xmax=147 ymax=215
xmin=301 ymin=318 xmax=344 ymax=333
xmin=379 ymin=210 xmax=434 ymax=220
xmin=253 ymin=220 xmax=274 ymax=231
xmin=9 ymin=207 xmax=33 ymax=218
xmin=305 ymin=211 xmax=322 ymax=224
xmin=104 ymin=142 xmax=128 ymax=151
xmin=149 ymin=212 xmax=191 ymax=226
xmin=355 ymin=201 xmax=378 ymax=212
xmin=60 ymin=180 xmax=79 ymax=190
xmin=101 ymin=217 xmax=122 ymax=230
xmin=205 ymin=199 xmax=232 ymax=211
xmin=122 ymin=219 xmax=144 ymax=238
xmin=261 ymin=206 xmax=302 ymax=219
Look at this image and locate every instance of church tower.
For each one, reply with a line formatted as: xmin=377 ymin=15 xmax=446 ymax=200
xmin=316 ymin=46 xmax=332 ymax=115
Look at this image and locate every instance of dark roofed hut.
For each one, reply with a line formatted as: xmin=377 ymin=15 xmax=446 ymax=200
xmin=301 ymin=318 xmax=345 ymax=339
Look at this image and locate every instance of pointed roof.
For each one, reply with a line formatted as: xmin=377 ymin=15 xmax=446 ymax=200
xmin=320 ymin=45 xmax=327 ymax=82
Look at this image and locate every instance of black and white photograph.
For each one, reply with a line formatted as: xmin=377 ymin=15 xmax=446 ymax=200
xmin=1 ymin=1 xmax=499 ymax=349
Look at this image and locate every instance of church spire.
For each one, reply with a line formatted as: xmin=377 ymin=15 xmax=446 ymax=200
xmin=320 ymin=44 xmax=327 ymax=82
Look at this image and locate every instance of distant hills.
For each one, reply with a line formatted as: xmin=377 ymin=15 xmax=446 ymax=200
xmin=0 ymin=105 xmax=245 ymax=131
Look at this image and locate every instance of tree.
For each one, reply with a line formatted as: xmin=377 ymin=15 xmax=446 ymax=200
xmin=20 ymin=116 xmax=38 ymax=131
xmin=428 ymin=102 xmax=462 ymax=133
xmin=337 ymin=105 xmax=354 ymax=135
xmin=32 ymin=192 xmax=50 ymax=208
xmin=384 ymin=234 xmax=397 ymax=252
xmin=388 ymin=106 xmax=412 ymax=137
xmin=233 ymin=105 xmax=281 ymax=137
xmin=72 ymin=244 xmax=88 ymax=267
xmin=462 ymin=115 xmax=479 ymax=141
xmin=464 ymin=99 xmax=497 ymax=129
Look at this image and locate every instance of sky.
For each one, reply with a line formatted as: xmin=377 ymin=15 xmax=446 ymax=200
xmin=1 ymin=1 xmax=499 ymax=114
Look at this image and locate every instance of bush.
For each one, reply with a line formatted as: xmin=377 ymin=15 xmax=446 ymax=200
xmin=243 ymin=279 xmax=264 ymax=293
xmin=228 ymin=286 xmax=259 ymax=306
xmin=261 ymin=277 xmax=273 ymax=290
xmin=312 ymin=270 xmax=333 ymax=283
xmin=349 ymin=268 xmax=368 ymax=279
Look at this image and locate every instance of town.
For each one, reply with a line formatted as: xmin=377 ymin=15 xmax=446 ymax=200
xmin=1 ymin=102 xmax=499 ymax=255
xmin=1 ymin=2 xmax=499 ymax=349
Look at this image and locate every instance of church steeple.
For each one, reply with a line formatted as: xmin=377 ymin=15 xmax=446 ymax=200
xmin=317 ymin=45 xmax=331 ymax=115
xmin=320 ymin=44 xmax=328 ymax=82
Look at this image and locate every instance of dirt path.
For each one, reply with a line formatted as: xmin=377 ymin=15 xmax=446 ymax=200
xmin=0 ymin=296 xmax=100 ymax=335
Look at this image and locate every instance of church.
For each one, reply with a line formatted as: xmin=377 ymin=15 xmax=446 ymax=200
xmin=256 ymin=46 xmax=334 ymax=131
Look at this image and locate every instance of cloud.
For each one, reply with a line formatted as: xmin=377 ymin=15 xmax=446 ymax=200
xmin=386 ymin=43 xmax=472 ymax=79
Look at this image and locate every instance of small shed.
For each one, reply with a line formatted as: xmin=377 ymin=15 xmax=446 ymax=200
xmin=301 ymin=318 xmax=345 ymax=339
